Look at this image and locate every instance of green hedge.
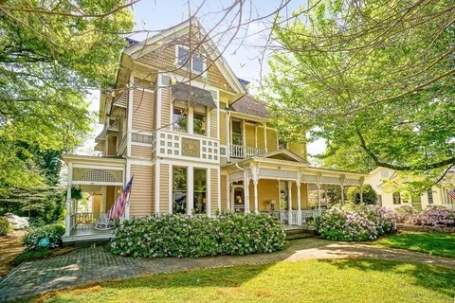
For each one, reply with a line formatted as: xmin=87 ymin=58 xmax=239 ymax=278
xmin=0 ymin=217 xmax=10 ymax=236
xmin=111 ymin=213 xmax=286 ymax=258
xmin=23 ymin=223 xmax=65 ymax=250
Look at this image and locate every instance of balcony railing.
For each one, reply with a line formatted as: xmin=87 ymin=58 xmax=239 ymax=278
xmin=230 ymin=144 xmax=266 ymax=159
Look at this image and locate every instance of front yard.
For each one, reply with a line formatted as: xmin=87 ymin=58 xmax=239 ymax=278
xmin=37 ymin=258 xmax=455 ymax=303
xmin=374 ymin=231 xmax=455 ymax=258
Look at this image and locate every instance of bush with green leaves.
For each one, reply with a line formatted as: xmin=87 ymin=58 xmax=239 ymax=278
xmin=393 ymin=205 xmax=418 ymax=223
xmin=23 ymin=224 xmax=65 ymax=250
xmin=110 ymin=213 xmax=286 ymax=258
xmin=0 ymin=216 xmax=11 ymax=236
xmin=317 ymin=204 xmax=397 ymax=241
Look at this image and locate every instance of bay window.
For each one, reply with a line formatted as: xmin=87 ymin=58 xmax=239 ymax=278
xmin=193 ymin=106 xmax=207 ymax=135
xmin=173 ymin=105 xmax=188 ymax=132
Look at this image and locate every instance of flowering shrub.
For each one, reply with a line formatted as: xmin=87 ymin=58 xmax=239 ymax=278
xmin=411 ymin=206 xmax=455 ymax=227
xmin=23 ymin=224 xmax=65 ymax=250
xmin=110 ymin=213 xmax=286 ymax=258
xmin=0 ymin=217 xmax=11 ymax=236
xmin=317 ymin=205 xmax=397 ymax=241
xmin=393 ymin=205 xmax=418 ymax=223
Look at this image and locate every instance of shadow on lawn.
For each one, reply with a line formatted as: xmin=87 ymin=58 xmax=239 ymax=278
xmin=320 ymin=258 xmax=455 ymax=298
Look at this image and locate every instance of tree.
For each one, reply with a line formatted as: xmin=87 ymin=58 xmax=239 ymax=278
xmin=0 ymin=1 xmax=134 ymax=195
xmin=347 ymin=185 xmax=377 ymax=205
xmin=265 ymin=0 xmax=454 ymax=183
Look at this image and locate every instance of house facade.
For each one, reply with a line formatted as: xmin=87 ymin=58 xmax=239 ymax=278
xmin=62 ymin=20 xmax=365 ymax=241
xmin=366 ymin=167 xmax=455 ymax=210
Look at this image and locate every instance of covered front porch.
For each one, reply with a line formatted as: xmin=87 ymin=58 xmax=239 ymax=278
xmin=62 ymin=155 xmax=126 ymax=242
xmin=223 ymin=150 xmax=366 ymax=226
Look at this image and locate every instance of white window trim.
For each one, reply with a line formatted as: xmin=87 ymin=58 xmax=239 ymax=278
xmin=175 ymin=45 xmax=207 ymax=77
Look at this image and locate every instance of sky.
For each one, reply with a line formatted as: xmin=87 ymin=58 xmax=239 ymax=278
xmin=78 ymin=0 xmax=326 ymax=157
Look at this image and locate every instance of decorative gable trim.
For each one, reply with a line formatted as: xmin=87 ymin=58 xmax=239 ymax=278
xmin=125 ymin=19 xmax=245 ymax=94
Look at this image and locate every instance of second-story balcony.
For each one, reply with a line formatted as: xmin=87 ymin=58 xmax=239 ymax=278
xmin=229 ymin=144 xmax=266 ymax=159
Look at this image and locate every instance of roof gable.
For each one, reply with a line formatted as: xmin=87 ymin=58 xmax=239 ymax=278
xmin=125 ymin=19 xmax=245 ymax=94
xmin=261 ymin=149 xmax=307 ymax=163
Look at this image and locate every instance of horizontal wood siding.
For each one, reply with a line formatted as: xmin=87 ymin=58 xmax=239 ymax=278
xmin=245 ymin=124 xmax=255 ymax=148
xmin=130 ymin=165 xmax=154 ymax=217
xmin=159 ymin=164 xmax=170 ymax=213
xmin=210 ymin=168 xmax=219 ymax=213
xmin=209 ymin=109 xmax=217 ymax=138
xmin=220 ymin=174 xmax=227 ymax=211
xmin=288 ymin=143 xmax=307 ymax=161
xmin=267 ymin=129 xmax=278 ymax=152
xmin=160 ymin=87 xmax=171 ymax=128
xmin=219 ymin=111 xmax=227 ymax=144
xmin=131 ymin=145 xmax=153 ymax=159
xmin=257 ymin=126 xmax=265 ymax=149
xmin=132 ymin=89 xmax=155 ymax=131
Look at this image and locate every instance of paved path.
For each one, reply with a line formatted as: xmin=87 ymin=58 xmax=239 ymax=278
xmin=0 ymin=238 xmax=454 ymax=302
xmin=0 ymin=231 xmax=25 ymax=278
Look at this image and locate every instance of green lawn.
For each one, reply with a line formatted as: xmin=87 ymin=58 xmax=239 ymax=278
xmin=37 ymin=258 xmax=455 ymax=303
xmin=375 ymin=231 xmax=455 ymax=258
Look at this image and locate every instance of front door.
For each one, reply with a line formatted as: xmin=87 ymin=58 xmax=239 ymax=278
xmin=232 ymin=186 xmax=244 ymax=212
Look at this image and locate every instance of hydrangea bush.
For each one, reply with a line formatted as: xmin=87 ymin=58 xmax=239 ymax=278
xmin=411 ymin=206 xmax=455 ymax=227
xmin=110 ymin=213 xmax=286 ymax=258
xmin=393 ymin=205 xmax=418 ymax=223
xmin=317 ymin=204 xmax=397 ymax=241
xmin=23 ymin=224 xmax=65 ymax=250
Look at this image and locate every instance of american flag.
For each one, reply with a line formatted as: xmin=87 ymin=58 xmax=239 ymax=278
xmin=107 ymin=176 xmax=134 ymax=220
xmin=449 ymin=188 xmax=455 ymax=200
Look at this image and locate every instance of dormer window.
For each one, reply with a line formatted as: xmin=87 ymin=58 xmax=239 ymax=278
xmin=176 ymin=45 xmax=205 ymax=74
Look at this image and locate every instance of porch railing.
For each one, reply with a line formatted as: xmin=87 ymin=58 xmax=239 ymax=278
xmin=275 ymin=209 xmax=322 ymax=226
xmin=230 ymin=144 xmax=266 ymax=159
xmin=70 ymin=212 xmax=106 ymax=232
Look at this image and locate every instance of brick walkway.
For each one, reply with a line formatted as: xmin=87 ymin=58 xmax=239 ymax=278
xmin=1 ymin=238 xmax=454 ymax=302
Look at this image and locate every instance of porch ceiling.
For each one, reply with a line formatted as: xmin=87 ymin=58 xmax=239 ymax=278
xmin=63 ymin=155 xmax=125 ymax=186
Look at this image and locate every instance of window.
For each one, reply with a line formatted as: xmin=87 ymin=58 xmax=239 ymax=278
xmin=173 ymin=107 xmax=188 ymax=132
xmin=173 ymin=167 xmax=187 ymax=214
xmin=177 ymin=46 xmax=190 ymax=68
xmin=193 ymin=109 xmax=207 ymax=135
xmin=193 ymin=168 xmax=207 ymax=214
xmin=427 ymin=189 xmax=433 ymax=204
xmin=176 ymin=46 xmax=205 ymax=74
xmin=192 ymin=54 xmax=204 ymax=73
xmin=377 ymin=194 xmax=382 ymax=207
xmin=232 ymin=120 xmax=242 ymax=145
xmin=393 ymin=192 xmax=401 ymax=204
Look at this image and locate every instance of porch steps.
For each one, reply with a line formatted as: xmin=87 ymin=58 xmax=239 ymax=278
xmin=285 ymin=227 xmax=316 ymax=240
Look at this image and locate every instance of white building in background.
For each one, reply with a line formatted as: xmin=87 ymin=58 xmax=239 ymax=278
xmin=366 ymin=167 xmax=455 ymax=210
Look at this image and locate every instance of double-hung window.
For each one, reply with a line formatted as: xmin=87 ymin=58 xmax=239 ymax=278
xmin=172 ymin=167 xmax=187 ymax=214
xmin=193 ymin=168 xmax=207 ymax=214
xmin=176 ymin=45 xmax=205 ymax=74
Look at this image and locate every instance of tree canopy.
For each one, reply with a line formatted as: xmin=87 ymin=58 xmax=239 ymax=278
xmin=266 ymin=0 xmax=454 ymax=184
xmin=0 ymin=0 xmax=133 ymax=194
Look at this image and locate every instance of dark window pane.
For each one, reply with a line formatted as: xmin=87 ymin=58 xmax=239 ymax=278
xmin=192 ymin=54 xmax=204 ymax=73
xmin=194 ymin=168 xmax=206 ymax=214
xmin=193 ymin=111 xmax=206 ymax=135
xmin=173 ymin=107 xmax=187 ymax=132
xmin=173 ymin=167 xmax=187 ymax=214
xmin=177 ymin=46 xmax=189 ymax=67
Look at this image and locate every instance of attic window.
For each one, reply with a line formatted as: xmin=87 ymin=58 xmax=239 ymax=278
xmin=176 ymin=45 xmax=205 ymax=74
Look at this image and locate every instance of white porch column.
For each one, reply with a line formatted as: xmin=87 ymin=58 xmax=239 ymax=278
xmin=263 ymin=123 xmax=268 ymax=153
xmin=296 ymin=174 xmax=302 ymax=225
xmin=251 ymin=165 xmax=259 ymax=214
xmin=340 ymin=175 xmax=346 ymax=205
xmin=188 ymin=106 xmax=194 ymax=134
xmin=287 ymin=181 xmax=292 ymax=224
xmin=243 ymin=170 xmax=250 ymax=213
xmin=316 ymin=174 xmax=321 ymax=213
xmin=64 ymin=163 xmax=72 ymax=237
xmin=187 ymin=166 xmax=194 ymax=215
xmin=226 ymin=112 xmax=231 ymax=162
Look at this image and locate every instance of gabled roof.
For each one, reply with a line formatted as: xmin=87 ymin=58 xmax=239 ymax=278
xmin=124 ymin=18 xmax=245 ymax=94
xmin=260 ymin=149 xmax=307 ymax=163
xmin=230 ymin=95 xmax=268 ymax=118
